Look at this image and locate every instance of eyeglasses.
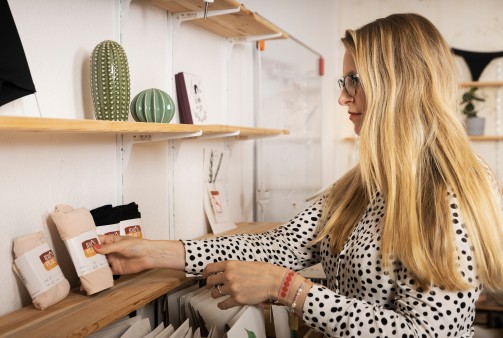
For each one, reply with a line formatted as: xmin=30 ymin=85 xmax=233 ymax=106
xmin=338 ymin=73 xmax=360 ymax=97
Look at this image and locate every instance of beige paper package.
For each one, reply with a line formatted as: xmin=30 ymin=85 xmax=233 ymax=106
xmin=13 ymin=231 xmax=70 ymax=310
xmin=50 ymin=204 xmax=113 ymax=295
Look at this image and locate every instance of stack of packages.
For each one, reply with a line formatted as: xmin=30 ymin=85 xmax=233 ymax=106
xmin=12 ymin=202 xmax=142 ymax=310
xmin=90 ymin=202 xmax=143 ymax=280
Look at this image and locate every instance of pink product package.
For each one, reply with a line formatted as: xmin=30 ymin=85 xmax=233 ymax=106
xmin=13 ymin=231 xmax=70 ymax=310
xmin=50 ymin=204 xmax=113 ymax=295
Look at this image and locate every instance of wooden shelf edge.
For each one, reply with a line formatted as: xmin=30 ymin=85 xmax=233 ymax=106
xmin=148 ymin=0 xmax=239 ymax=13
xmin=0 ymin=116 xmax=289 ymax=139
xmin=341 ymin=136 xmax=357 ymax=142
xmin=147 ymin=0 xmax=287 ymax=39
xmin=0 ymin=269 xmax=189 ymax=337
xmin=468 ymin=135 xmax=503 ymax=141
xmin=460 ymin=81 xmax=503 ymax=87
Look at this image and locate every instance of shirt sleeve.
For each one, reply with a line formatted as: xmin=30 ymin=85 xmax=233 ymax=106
xmin=182 ymin=197 xmax=324 ymax=275
xmin=303 ymin=265 xmax=481 ymax=337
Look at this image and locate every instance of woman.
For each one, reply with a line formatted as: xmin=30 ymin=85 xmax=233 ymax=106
xmin=95 ymin=13 xmax=503 ymax=337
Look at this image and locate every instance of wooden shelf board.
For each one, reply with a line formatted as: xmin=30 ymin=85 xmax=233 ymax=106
xmin=0 ymin=269 xmax=189 ymax=338
xmin=149 ymin=0 xmax=238 ymax=13
xmin=212 ymin=124 xmax=289 ymax=137
xmin=148 ymin=0 xmax=287 ymax=39
xmin=460 ymin=81 xmax=503 ymax=87
xmin=468 ymin=135 xmax=503 ymax=141
xmin=0 ymin=116 xmax=288 ymax=138
xmin=341 ymin=136 xmax=357 ymax=142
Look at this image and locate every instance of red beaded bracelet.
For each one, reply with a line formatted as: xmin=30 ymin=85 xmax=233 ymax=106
xmin=278 ymin=270 xmax=295 ymax=301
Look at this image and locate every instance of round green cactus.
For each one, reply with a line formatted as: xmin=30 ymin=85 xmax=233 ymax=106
xmin=130 ymin=88 xmax=175 ymax=123
xmin=90 ymin=40 xmax=130 ymax=121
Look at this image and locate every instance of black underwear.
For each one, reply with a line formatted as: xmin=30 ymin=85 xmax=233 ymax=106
xmin=0 ymin=0 xmax=36 ymax=106
xmin=452 ymin=48 xmax=503 ymax=81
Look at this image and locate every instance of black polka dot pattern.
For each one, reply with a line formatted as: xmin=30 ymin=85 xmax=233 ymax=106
xmin=182 ymin=193 xmax=481 ymax=337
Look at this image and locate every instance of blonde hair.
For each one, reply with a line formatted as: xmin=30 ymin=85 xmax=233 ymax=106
xmin=317 ymin=13 xmax=503 ymax=290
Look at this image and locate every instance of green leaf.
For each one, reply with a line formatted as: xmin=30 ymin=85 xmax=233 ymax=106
xmin=245 ymin=329 xmax=257 ymax=338
xmin=460 ymin=86 xmax=485 ymax=117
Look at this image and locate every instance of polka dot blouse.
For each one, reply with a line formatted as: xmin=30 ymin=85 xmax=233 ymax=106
xmin=183 ymin=191 xmax=481 ymax=337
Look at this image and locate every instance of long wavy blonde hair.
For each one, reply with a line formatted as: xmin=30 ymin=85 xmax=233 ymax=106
xmin=316 ymin=13 xmax=503 ymax=290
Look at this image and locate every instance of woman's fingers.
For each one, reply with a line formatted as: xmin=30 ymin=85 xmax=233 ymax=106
xmin=202 ymin=261 xmax=227 ymax=278
xmin=217 ymin=296 xmax=241 ymax=310
xmin=95 ymin=235 xmax=142 ymax=256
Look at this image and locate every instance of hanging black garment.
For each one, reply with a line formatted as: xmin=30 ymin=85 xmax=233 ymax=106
xmin=0 ymin=0 xmax=36 ymax=106
xmin=452 ymin=48 xmax=503 ymax=81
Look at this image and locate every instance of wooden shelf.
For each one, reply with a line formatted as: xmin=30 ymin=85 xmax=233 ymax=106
xmin=460 ymin=81 xmax=503 ymax=87
xmin=0 ymin=116 xmax=289 ymax=139
xmin=341 ymin=136 xmax=357 ymax=142
xmin=468 ymin=135 xmax=503 ymax=141
xmin=148 ymin=0 xmax=288 ymax=39
xmin=0 ymin=269 xmax=189 ymax=338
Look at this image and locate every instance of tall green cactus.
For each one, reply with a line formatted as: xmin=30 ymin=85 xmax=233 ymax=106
xmin=90 ymin=40 xmax=130 ymax=121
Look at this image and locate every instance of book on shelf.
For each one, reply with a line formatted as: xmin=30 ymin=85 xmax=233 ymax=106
xmin=175 ymin=72 xmax=208 ymax=124
xmin=175 ymin=72 xmax=193 ymax=124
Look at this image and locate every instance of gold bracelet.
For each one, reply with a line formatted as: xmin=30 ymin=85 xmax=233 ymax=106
xmin=290 ymin=282 xmax=305 ymax=314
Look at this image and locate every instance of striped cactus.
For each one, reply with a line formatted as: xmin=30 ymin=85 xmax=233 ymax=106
xmin=130 ymin=88 xmax=175 ymax=123
xmin=90 ymin=40 xmax=130 ymax=121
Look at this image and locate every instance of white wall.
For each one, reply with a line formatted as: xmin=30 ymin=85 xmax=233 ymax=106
xmin=1 ymin=0 xmax=503 ymax=317
xmin=0 ymin=0 xmax=255 ymax=315
xmin=249 ymin=0 xmax=503 ymax=183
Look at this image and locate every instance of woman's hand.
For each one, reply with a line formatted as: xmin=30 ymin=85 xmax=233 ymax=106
xmin=202 ymin=260 xmax=287 ymax=310
xmin=94 ymin=235 xmax=185 ymax=275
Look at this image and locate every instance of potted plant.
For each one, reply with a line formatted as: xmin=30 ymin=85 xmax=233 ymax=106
xmin=461 ymin=86 xmax=486 ymax=135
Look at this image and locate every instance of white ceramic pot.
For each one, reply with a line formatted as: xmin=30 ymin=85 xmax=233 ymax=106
xmin=465 ymin=117 xmax=485 ymax=136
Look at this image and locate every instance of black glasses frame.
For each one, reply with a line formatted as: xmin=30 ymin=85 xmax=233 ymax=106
xmin=338 ymin=73 xmax=360 ymax=97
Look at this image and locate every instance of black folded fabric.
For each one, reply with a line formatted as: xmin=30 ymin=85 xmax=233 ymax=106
xmin=0 ymin=0 xmax=36 ymax=106
xmin=116 ymin=202 xmax=141 ymax=221
xmin=90 ymin=204 xmax=118 ymax=226
xmin=90 ymin=202 xmax=141 ymax=226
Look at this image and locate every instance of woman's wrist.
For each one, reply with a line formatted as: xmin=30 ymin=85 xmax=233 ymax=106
xmin=147 ymin=240 xmax=186 ymax=271
xmin=273 ymin=270 xmax=313 ymax=315
xmin=266 ymin=266 xmax=291 ymax=302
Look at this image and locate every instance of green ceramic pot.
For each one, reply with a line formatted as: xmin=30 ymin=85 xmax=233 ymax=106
xmin=90 ymin=40 xmax=130 ymax=121
xmin=130 ymin=88 xmax=175 ymax=123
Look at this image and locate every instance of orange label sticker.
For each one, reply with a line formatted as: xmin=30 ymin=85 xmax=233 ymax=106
xmin=81 ymin=238 xmax=99 ymax=258
xmin=125 ymin=225 xmax=142 ymax=238
xmin=39 ymin=250 xmax=59 ymax=271
xmin=105 ymin=230 xmax=120 ymax=236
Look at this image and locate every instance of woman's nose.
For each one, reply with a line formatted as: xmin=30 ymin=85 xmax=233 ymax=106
xmin=338 ymin=89 xmax=353 ymax=106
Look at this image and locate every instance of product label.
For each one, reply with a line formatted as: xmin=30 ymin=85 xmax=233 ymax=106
xmin=95 ymin=223 xmax=120 ymax=236
xmin=40 ymin=249 xmax=58 ymax=271
xmin=14 ymin=243 xmax=65 ymax=298
xmin=120 ymin=218 xmax=142 ymax=238
xmin=64 ymin=230 xmax=109 ymax=277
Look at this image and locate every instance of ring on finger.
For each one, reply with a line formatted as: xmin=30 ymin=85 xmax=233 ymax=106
xmin=216 ymin=284 xmax=224 ymax=296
